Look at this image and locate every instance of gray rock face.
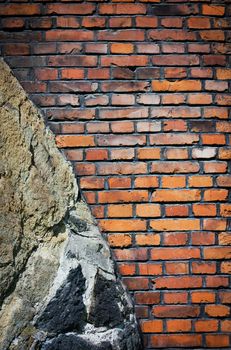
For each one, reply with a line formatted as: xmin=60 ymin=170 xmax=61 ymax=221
xmin=0 ymin=59 xmax=141 ymax=350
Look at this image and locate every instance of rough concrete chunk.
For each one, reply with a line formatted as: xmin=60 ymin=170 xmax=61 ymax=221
xmin=0 ymin=59 xmax=141 ymax=350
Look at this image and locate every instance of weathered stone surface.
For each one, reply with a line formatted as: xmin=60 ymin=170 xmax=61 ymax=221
xmin=0 ymin=59 xmax=141 ymax=350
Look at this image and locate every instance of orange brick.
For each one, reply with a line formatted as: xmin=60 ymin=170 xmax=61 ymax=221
xmin=195 ymin=320 xmax=218 ymax=332
xmin=191 ymin=291 xmax=215 ymax=303
xmin=108 ymin=177 xmax=131 ymax=189
xmin=162 ymin=176 xmax=186 ymax=188
xmin=139 ymin=263 xmax=162 ymax=275
xmin=221 ymin=261 xmax=231 ymax=274
xmin=193 ymin=204 xmax=216 ymax=216
xmin=206 ymin=335 xmax=229 ymax=348
xmin=136 ymin=204 xmax=161 ymax=217
xmin=85 ymin=149 xmax=108 ymax=161
xmin=80 ymin=177 xmax=104 ymax=190
xmin=165 ymin=262 xmax=189 ymax=275
xmin=202 ymin=4 xmax=225 ymax=16
xmin=152 ymin=80 xmax=201 ymax=92
xmin=165 ymin=148 xmax=188 ymax=159
xmin=204 ymin=247 xmax=231 ymax=259
xmin=140 ymin=320 xmax=163 ymax=333
xmin=221 ymin=320 xmax=231 ymax=332
xmin=204 ymin=189 xmax=228 ymax=201
xmin=151 ymin=248 xmax=200 ymax=260
xmin=166 ymin=320 xmax=191 ymax=332
xmin=152 ymin=189 xmax=200 ymax=202
xmin=189 ymin=176 xmax=213 ymax=187
xmin=108 ymin=234 xmax=132 ymax=247
xmin=165 ymin=205 xmax=189 ymax=217
xmin=152 ymin=305 xmax=200 ymax=318
xmin=202 ymin=134 xmax=226 ymax=145
xmin=163 ymin=292 xmax=188 ymax=304
xmin=98 ymin=190 xmax=148 ymax=203
xmin=99 ymin=219 xmax=146 ymax=232
xmin=110 ymin=43 xmax=134 ymax=54
xmin=150 ymin=334 xmax=202 ymax=348
xmin=206 ymin=276 xmax=229 ymax=288
xmin=134 ymin=176 xmax=159 ymax=188
xmin=118 ymin=263 xmax=136 ymax=276
xmin=217 ymin=68 xmax=231 ymax=80
xmin=205 ymin=305 xmax=230 ymax=317
xmin=151 ymin=219 xmax=200 ymax=231
xmin=192 ymin=232 xmax=215 ymax=245
xmin=136 ymin=234 xmax=160 ymax=246
xmin=108 ymin=204 xmax=133 ymax=218
xmin=218 ymin=232 xmax=231 ymax=245
xmin=137 ymin=148 xmax=161 ymax=160
xmin=163 ymin=232 xmax=188 ymax=245
xmin=56 ymin=135 xmax=95 ymax=147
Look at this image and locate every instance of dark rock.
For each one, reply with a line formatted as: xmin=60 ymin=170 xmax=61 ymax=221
xmin=42 ymin=335 xmax=112 ymax=350
xmin=36 ymin=266 xmax=86 ymax=333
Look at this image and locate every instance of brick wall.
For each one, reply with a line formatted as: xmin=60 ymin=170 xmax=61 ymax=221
xmin=1 ymin=1 xmax=230 ymax=348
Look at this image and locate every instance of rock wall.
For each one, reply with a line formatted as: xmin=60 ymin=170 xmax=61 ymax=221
xmin=0 ymin=58 xmax=141 ymax=350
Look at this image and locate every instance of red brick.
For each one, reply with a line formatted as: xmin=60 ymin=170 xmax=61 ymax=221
xmin=123 ymin=278 xmax=149 ymax=291
xmin=199 ymin=30 xmax=224 ymax=41
xmin=114 ymin=248 xmax=148 ymax=261
xmin=102 ymin=55 xmax=147 ymax=67
xmin=98 ymin=30 xmax=145 ymax=42
xmin=204 ymin=247 xmax=231 ymax=260
xmin=99 ymin=4 xmax=146 ymax=14
xmin=109 ymin=17 xmax=132 ymax=28
xmin=152 ymin=305 xmax=200 ymax=318
xmin=150 ymin=133 xmax=199 ymax=145
xmin=1 ymin=18 xmax=25 ymax=29
xmin=205 ymin=80 xmax=228 ymax=92
xmin=0 ymin=4 xmax=40 ymax=15
xmin=219 ymin=291 xmax=231 ymax=304
xmin=75 ymin=163 xmax=96 ymax=176
xmin=206 ymin=277 xmax=229 ymax=288
xmin=47 ymin=4 xmax=95 ymax=14
xmin=82 ymin=17 xmax=106 ymax=28
xmin=108 ymin=177 xmax=131 ymax=189
xmin=151 ymin=107 xmax=201 ymax=119
xmin=204 ymin=107 xmax=228 ymax=119
xmin=221 ymin=320 xmax=231 ymax=332
xmin=203 ymin=219 xmax=227 ymax=231
xmin=165 ymin=205 xmax=189 ymax=217
xmin=46 ymin=30 xmax=94 ymax=41
xmin=163 ymin=232 xmax=188 ymax=245
xmin=162 ymin=43 xmax=185 ymax=53
xmin=56 ymin=17 xmax=80 ymax=28
xmin=188 ymin=94 xmax=212 ymax=105
xmin=4 ymin=43 xmax=30 ymax=56
xmin=192 ymin=261 xmax=216 ymax=274
xmin=161 ymin=18 xmax=183 ymax=28
xmin=110 ymin=149 xmax=135 ymax=160
xmin=149 ymin=29 xmax=196 ymax=41
xmin=163 ymin=292 xmax=188 ymax=304
xmin=80 ymin=177 xmax=104 ymax=190
xmin=111 ymin=94 xmax=135 ymax=106
xmin=203 ymin=161 xmax=227 ymax=174
xmin=188 ymin=17 xmax=210 ymax=29
xmin=151 ymin=248 xmax=200 ymax=261
xmin=136 ymin=17 xmax=157 ymax=28
xmin=135 ymin=306 xmax=148 ymax=319
xmin=97 ymin=163 xmax=147 ymax=176
xmin=165 ymin=262 xmax=189 ymax=275
xmin=164 ymin=68 xmax=187 ymax=79
xmin=190 ymin=68 xmax=213 ymax=78
xmin=135 ymin=292 xmax=160 ymax=305
xmin=191 ymin=232 xmax=215 ymax=245
xmin=152 ymin=55 xmax=199 ymax=66
xmin=150 ymin=334 xmax=202 ymax=348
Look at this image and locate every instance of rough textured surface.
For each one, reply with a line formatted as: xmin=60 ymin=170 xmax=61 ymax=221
xmin=0 ymin=59 xmax=141 ymax=350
